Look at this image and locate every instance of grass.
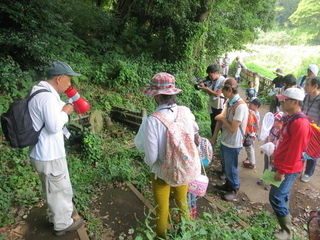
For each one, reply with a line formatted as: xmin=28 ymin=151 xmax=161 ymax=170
xmin=242 ymin=44 xmax=320 ymax=78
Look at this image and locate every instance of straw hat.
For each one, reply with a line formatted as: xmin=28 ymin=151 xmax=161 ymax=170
xmin=143 ymin=72 xmax=183 ymax=97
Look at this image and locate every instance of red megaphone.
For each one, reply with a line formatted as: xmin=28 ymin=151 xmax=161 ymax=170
xmin=65 ymin=87 xmax=90 ymax=114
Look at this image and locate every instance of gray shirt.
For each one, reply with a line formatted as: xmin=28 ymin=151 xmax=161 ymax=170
xmin=302 ymin=94 xmax=320 ymax=125
xmin=221 ymin=97 xmax=249 ymax=148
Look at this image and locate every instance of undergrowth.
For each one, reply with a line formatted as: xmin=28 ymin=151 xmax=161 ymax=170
xmin=134 ymin=205 xmax=307 ymax=240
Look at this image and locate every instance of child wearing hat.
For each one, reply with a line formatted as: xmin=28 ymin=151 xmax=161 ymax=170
xmin=243 ymin=98 xmax=261 ymax=169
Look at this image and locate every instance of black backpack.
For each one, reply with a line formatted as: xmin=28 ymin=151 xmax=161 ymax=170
xmin=1 ymin=89 xmax=49 ymax=148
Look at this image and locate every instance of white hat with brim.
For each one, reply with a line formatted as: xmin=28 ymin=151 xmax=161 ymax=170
xmin=143 ymin=72 xmax=183 ymax=97
xmin=276 ymin=88 xmax=305 ymax=101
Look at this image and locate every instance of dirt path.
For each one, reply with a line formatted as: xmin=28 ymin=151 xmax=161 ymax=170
xmin=236 ymin=87 xmax=320 ymax=207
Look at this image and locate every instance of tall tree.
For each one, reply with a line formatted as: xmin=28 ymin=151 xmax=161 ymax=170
xmin=111 ymin=0 xmax=276 ymax=63
xmin=289 ymin=0 xmax=320 ymax=41
xmin=276 ymin=0 xmax=300 ymax=27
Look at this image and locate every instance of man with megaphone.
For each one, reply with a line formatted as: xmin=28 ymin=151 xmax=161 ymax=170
xmin=28 ymin=61 xmax=86 ymax=236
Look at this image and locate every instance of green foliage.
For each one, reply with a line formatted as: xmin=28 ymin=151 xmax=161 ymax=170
xmin=82 ymin=131 xmax=104 ymax=166
xmin=245 ymin=63 xmax=275 ymax=79
xmin=268 ymin=0 xmax=320 ymax=45
xmin=289 ymin=0 xmax=320 ymax=27
xmin=0 ymin=146 xmax=41 ymax=227
xmin=276 ymin=0 xmax=300 ymax=27
xmin=245 ymin=45 xmax=320 ymax=78
xmin=254 ymin=30 xmax=296 ymax=46
xmin=134 ymin=208 xmax=307 ymax=240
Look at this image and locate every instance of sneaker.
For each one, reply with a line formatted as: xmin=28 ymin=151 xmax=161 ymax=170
xmin=243 ymin=158 xmax=249 ymax=164
xmin=223 ymin=188 xmax=239 ymax=201
xmin=301 ymin=174 xmax=311 ymax=182
xmin=243 ymin=162 xmax=256 ymax=169
xmin=54 ymin=218 xmax=84 ymax=236
xmin=264 ymin=186 xmax=271 ymax=191
xmin=215 ymin=183 xmax=231 ymax=191
xmin=257 ymin=180 xmax=265 ymax=186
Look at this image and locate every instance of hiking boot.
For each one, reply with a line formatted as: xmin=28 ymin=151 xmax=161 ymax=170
xmin=223 ymin=188 xmax=239 ymax=201
xmin=49 ymin=208 xmax=78 ymax=226
xmin=300 ymin=174 xmax=311 ymax=182
xmin=215 ymin=183 xmax=231 ymax=191
xmin=54 ymin=218 xmax=84 ymax=236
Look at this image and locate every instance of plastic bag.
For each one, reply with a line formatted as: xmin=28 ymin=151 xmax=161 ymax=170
xmin=259 ymin=142 xmax=275 ymax=156
xmin=134 ymin=115 xmax=147 ymax=152
xmin=243 ymin=135 xmax=254 ymax=147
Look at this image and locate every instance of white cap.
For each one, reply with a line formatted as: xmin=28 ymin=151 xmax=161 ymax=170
xmin=276 ymin=88 xmax=305 ymax=101
xmin=308 ymin=64 xmax=319 ymax=76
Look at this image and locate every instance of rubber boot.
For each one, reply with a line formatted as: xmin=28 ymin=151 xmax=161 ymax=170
xmin=274 ymin=215 xmax=292 ymax=240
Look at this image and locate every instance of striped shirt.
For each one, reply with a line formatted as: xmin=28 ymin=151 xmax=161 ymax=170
xmin=302 ymin=94 xmax=320 ymax=125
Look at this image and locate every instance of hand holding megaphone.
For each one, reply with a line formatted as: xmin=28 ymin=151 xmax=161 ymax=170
xmin=65 ymin=87 xmax=90 ymax=114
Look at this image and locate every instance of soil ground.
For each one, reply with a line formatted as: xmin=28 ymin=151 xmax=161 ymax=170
xmin=1 ymin=88 xmax=320 ymax=240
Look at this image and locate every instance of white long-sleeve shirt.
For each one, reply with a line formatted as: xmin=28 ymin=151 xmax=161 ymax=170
xmin=143 ymin=103 xmax=199 ymax=179
xmin=28 ymin=81 xmax=69 ymax=161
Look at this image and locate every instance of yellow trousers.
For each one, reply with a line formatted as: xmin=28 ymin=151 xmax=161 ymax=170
xmin=151 ymin=173 xmax=190 ymax=239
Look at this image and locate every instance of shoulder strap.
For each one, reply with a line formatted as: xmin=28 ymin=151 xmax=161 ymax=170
xmin=286 ymin=112 xmax=309 ymax=135
xmin=27 ymin=89 xmax=50 ymax=101
xmin=27 ymin=89 xmax=50 ymax=131
xmin=231 ymin=99 xmax=246 ymax=115
xmin=300 ymin=75 xmax=307 ymax=86
xmin=151 ymin=107 xmax=182 ymax=130
xmin=175 ymin=106 xmax=185 ymax=122
xmin=302 ymin=94 xmax=309 ymax=111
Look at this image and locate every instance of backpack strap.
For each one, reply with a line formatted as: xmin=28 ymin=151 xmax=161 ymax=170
xmin=151 ymin=111 xmax=171 ymax=129
xmin=285 ymin=112 xmax=309 ymax=135
xmin=300 ymin=75 xmax=307 ymax=86
xmin=28 ymin=89 xmax=50 ymax=101
xmin=151 ymin=106 xmax=181 ymax=129
xmin=231 ymin=99 xmax=246 ymax=115
xmin=27 ymin=88 xmax=50 ymax=131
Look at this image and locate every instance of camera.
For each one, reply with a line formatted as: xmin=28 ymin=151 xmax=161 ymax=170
xmin=190 ymin=77 xmax=212 ymax=90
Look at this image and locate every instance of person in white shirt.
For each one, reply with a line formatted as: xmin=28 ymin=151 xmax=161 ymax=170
xmin=199 ymin=64 xmax=226 ymax=135
xmin=143 ymin=72 xmax=199 ymax=239
xmin=28 ymin=61 xmax=84 ymax=236
xmin=234 ymin=56 xmax=246 ymax=83
xmin=222 ymin=53 xmax=231 ymax=77
xmin=210 ymin=78 xmax=249 ymax=201
xmin=297 ymin=64 xmax=319 ymax=88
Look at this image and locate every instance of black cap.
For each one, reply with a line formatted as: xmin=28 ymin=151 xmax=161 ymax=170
xmin=250 ymin=97 xmax=261 ymax=107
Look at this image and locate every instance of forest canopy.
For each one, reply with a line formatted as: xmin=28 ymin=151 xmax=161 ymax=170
xmin=0 ymin=0 xmax=276 ymax=85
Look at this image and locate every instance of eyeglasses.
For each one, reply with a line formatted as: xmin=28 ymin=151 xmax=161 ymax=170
xmin=279 ymin=98 xmax=294 ymax=103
